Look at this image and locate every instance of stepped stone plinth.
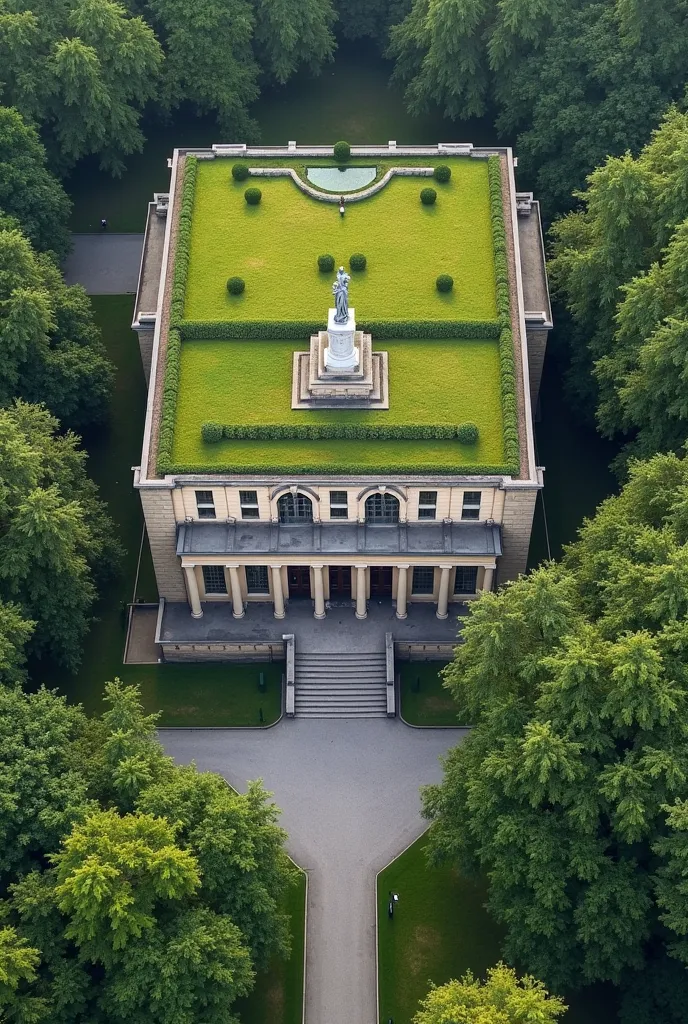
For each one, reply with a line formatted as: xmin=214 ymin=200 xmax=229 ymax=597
xmin=291 ymin=307 xmax=389 ymax=410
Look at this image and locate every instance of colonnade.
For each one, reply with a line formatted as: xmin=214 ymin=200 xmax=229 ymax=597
xmin=182 ymin=562 xmax=495 ymax=621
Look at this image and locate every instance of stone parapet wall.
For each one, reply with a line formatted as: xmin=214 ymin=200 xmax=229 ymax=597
xmin=497 ymin=486 xmax=539 ymax=583
xmin=526 ymin=328 xmax=547 ymax=406
xmin=395 ymin=642 xmax=456 ymax=660
xmin=139 ymin=486 xmax=187 ymax=600
xmin=161 ymin=642 xmax=285 ymax=662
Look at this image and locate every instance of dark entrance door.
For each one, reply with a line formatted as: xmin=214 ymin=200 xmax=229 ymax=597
xmin=329 ymin=566 xmax=352 ymax=598
xmin=287 ymin=566 xmax=312 ymax=598
xmin=370 ymin=566 xmax=393 ymax=597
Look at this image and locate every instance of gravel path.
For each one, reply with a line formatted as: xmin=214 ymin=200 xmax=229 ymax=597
xmin=160 ymin=719 xmax=466 ymax=1024
xmin=63 ymin=233 xmax=144 ymax=294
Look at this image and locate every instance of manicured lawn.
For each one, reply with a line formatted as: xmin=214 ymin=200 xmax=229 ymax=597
xmin=184 ymin=157 xmax=497 ymax=323
xmin=237 ymin=869 xmax=306 ymax=1024
xmin=172 ymin=337 xmax=504 ymax=472
xmin=378 ymin=834 xmax=621 ymax=1023
xmin=399 ymin=662 xmax=459 ymax=726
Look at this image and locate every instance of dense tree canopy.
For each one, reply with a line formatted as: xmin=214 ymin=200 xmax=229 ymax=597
xmin=0 ymin=402 xmax=120 ymax=668
xmin=551 ymin=107 xmax=688 ymax=463
xmin=0 ymin=681 xmax=295 ymax=1023
xmin=424 ymin=451 xmax=688 ymax=1023
xmin=415 ymin=964 xmax=567 ymax=1024
xmin=0 ymin=106 xmax=71 ymax=258
xmin=388 ymin=0 xmax=688 ymax=212
xmin=0 ymin=223 xmax=113 ymax=428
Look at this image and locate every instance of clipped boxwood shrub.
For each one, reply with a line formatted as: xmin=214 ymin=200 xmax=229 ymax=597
xmin=179 ymin=318 xmax=501 ymax=341
xmin=436 ymin=274 xmax=454 ymax=293
xmin=349 ymin=253 xmax=367 ymax=271
xmin=244 ymin=187 xmax=262 ymax=205
xmin=231 ymin=163 xmax=249 ymax=181
xmin=318 ymin=253 xmax=335 ymax=273
xmin=420 ymin=187 xmax=437 ymax=206
xmin=201 ymin=422 xmax=224 ymax=443
xmin=457 ymin=422 xmax=479 ymax=444
xmin=333 ymin=140 xmax=351 ymax=162
xmin=227 ymin=276 xmax=245 ymax=295
xmin=434 ymin=165 xmax=451 ymax=183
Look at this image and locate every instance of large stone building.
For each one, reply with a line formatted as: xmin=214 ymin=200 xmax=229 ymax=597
xmin=132 ymin=142 xmax=551 ymax=669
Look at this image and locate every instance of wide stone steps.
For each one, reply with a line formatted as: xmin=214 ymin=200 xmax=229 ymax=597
xmin=294 ymin=652 xmax=388 ymax=718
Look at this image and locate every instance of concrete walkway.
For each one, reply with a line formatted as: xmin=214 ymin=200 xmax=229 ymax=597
xmin=160 ymin=719 xmax=466 ymax=1024
xmin=63 ymin=233 xmax=144 ymax=294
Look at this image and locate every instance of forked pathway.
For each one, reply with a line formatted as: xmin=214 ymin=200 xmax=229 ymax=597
xmin=160 ymin=719 xmax=466 ymax=1024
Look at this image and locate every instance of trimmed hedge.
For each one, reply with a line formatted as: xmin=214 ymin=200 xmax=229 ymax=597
xmin=436 ymin=274 xmax=454 ymax=293
xmin=349 ymin=253 xmax=367 ymax=271
xmin=245 ymin=187 xmax=262 ymax=205
xmin=227 ymin=276 xmax=245 ymax=295
xmin=179 ymin=319 xmax=502 ymax=341
xmin=318 ymin=253 xmax=335 ymax=273
xmin=231 ymin=163 xmax=249 ymax=181
xmin=157 ymin=327 xmax=182 ymax=474
xmin=199 ymin=422 xmax=485 ymax=442
xmin=333 ymin=141 xmax=351 ymax=162
xmin=169 ymin=154 xmax=198 ymax=329
xmin=164 ymin=460 xmax=516 ymax=476
xmin=434 ymin=165 xmax=451 ymax=183
xmin=420 ymin=187 xmax=437 ymax=206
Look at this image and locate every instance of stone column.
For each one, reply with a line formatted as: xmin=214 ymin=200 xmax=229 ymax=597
xmin=312 ymin=564 xmax=326 ymax=619
xmin=483 ymin=565 xmax=495 ymax=592
xmin=271 ymin=565 xmax=285 ymax=619
xmin=396 ymin=564 xmax=409 ymax=619
xmin=226 ymin=564 xmax=245 ymax=619
xmin=355 ymin=564 xmax=368 ymax=620
xmin=184 ymin=564 xmax=202 ymax=619
xmin=436 ymin=564 xmax=452 ymax=620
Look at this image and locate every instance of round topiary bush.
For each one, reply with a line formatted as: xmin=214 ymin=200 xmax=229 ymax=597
xmin=318 ymin=253 xmax=335 ymax=273
xmin=333 ymin=140 xmax=351 ymax=163
xmin=434 ymin=164 xmax=451 ymax=183
xmin=349 ymin=253 xmax=367 ymax=271
xmin=201 ymin=422 xmax=224 ymax=443
xmin=436 ymin=274 xmax=454 ymax=293
xmin=227 ymin=276 xmax=245 ymax=295
xmin=420 ymin=187 xmax=437 ymax=206
xmin=244 ymin=187 xmax=262 ymax=205
xmin=457 ymin=422 xmax=479 ymax=444
xmin=231 ymin=163 xmax=249 ymax=181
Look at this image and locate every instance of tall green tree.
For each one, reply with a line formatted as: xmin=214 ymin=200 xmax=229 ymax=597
xmin=424 ymin=451 xmax=688 ymax=1022
xmin=0 ymin=106 xmax=71 ymax=257
xmin=0 ymin=224 xmax=113 ymax=428
xmin=551 ymin=107 xmax=688 ymax=455
xmin=0 ymin=0 xmax=163 ymax=173
xmin=414 ymin=964 xmax=567 ymax=1024
xmin=250 ymin=0 xmax=336 ymax=84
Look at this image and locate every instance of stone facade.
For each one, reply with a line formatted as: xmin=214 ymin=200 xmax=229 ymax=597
xmin=137 ymin=481 xmax=187 ymax=601
xmin=496 ymin=483 xmax=540 ymax=584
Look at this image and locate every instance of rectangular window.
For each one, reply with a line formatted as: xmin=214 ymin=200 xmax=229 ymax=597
xmin=412 ymin=566 xmax=435 ymax=595
xmin=454 ymin=566 xmax=478 ymax=594
xmin=240 ymin=490 xmax=260 ymax=519
xmin=246 ymin=565 xmax=270 ymax=594
xmin=418 ymin=490 xmax=437 ymax=520
xmin=202 ymin=565 xmax=227 ymax=594
xmin=195 ymin=490 xmax=216 ymax=520
xmin=461 ymin=491 xmax=481 ymax=521
xmin=329 ymin=490 xmax=348 ymax=519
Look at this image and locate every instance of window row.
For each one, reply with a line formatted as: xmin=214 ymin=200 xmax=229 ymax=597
xmin=201 ymin=563 xmax=479 ymax=596
xmin=195 ymin=490 xmax=483 ymax=523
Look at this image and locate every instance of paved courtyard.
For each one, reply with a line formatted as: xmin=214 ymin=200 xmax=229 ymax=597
xmin=160 ymin=718 xmax=466 ymax=1024
xmin=63 ymin=233 xmax=144 ymax=293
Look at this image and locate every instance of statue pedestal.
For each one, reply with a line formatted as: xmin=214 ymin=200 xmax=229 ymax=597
xmin=324 ymin=308 xmax=358 ymax=372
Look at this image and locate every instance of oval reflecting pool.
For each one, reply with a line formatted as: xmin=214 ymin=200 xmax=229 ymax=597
xmin=306 ymin=166 xmax=377 ymax=192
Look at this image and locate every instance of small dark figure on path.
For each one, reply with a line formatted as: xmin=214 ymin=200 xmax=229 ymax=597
xmin=100 ymin=217 xmax=108 ymax=230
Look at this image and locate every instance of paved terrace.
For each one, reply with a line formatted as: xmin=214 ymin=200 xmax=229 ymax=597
xmin=160 ymin=718 xmax=466 ymax=1024
xmin=158 ymin=598 xmax=465 ymax=652
xmin=63 ymin=233 xmax=144 ymax=294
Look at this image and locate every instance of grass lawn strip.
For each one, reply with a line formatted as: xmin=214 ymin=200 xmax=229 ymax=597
xmin=171 ymin=337 xmax=504 ymax=471
xmin=185 ymin=157 xmax=496 ymax=323
xmin=236 ymin=869 xmax=306 ymax=1024
xmin=399 ymin=662 xmax=458 ymax=726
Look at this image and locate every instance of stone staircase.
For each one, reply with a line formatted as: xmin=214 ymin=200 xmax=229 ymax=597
xmin=293 ymin=651 xmax=388 ymax=718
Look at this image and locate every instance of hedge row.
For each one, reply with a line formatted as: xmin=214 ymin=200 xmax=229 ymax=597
xmin=170 ymin=155 xmax=198 ymax=329
xmin=157 ymin=327 xmax=182 ymax=474
xmin=162 ymin=461 xmax=517 ymax=477
xmin=179 ymin=318 xmax=501 ymax=341
xmin=201 ymin=422 xmax=481 ymax=442
xmin=488 ymin=155 xmax=520 ymax=476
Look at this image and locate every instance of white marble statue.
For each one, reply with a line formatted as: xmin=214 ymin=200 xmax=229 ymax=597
xmin=333 ymin=266 xmax=350 ymax=324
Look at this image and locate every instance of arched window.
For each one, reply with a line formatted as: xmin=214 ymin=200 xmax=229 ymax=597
xmin=365 ymin=492 xmax=399 ymax=525
xmin=278 ymin=492 xmax=313 ymax=524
